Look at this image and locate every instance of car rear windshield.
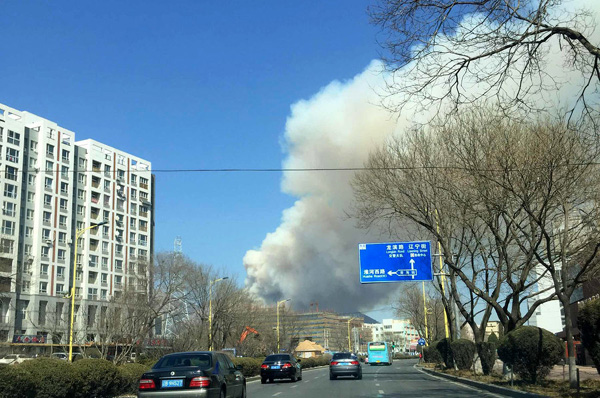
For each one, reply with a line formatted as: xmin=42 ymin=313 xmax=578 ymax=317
xmin=332 ymin=353 xmax=353 ymax=360
xmin=153 ymin=354 xmax=212 ymax=369
xmin=264 ymin=354 xmax=290 ymax=362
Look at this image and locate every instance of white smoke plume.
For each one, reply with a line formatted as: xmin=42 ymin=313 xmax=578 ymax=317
xmin=243 ymin=61 xmax=412 ymax=312
xmin=244 ymin=0 xmax=600 ymax=313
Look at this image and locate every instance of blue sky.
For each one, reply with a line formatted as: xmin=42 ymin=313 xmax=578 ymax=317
xmin=1 ymin=1 xmax=393 ymax=315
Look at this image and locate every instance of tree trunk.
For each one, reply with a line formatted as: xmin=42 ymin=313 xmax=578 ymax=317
xmin=562 ymin=301 xmax=578 ymax=388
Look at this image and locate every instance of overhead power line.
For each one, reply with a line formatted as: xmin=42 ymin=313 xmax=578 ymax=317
xmin=15 ymin=162 xmax=600 ymax=174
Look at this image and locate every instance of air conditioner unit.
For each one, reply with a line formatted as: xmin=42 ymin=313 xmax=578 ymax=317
xmin=45 ymin=239 xmax=53 ymax=244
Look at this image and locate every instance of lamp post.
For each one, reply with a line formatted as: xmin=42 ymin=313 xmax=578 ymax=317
xmin=277 ymin=298 xmax=290 ymax=352
xmin=347 ymin=318 xmax=356 ymax=352
xmin=209 ymin=277 xmax=228 ymax=351
xmin=68 ymin=221 xmax=107 ymax=362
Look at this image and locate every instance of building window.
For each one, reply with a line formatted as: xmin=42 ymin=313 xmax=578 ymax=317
xmin=61 ymin=149 xmax=69 ymax=162
xmin=77 ymin=205 xmax=85 ymax=216
xmin=59 ymin=215 xmax=67 ymax=228
xmin=60 ymin=198 xmax=68 ymax=210
xmin=5 ymin=166 xmax=18 ymax=181
xmin=56 ymin=284 xmax=65 ymax=295
xmin=46 ymin=160 xmax=53 ymax=173
xmin=40 ymin=264 xmax=49 ymax=276
xmin=39 ymin=282 xmax=48 ymax=294
xmin=57 ymin=249 xmax=66 ymax=261
xmin=42 ymin=229 xmax=51 ymax=240
xmin=1 ymin=220 xmax=15 ymax=235
xmin=61 ymin=165 xmax=69 ymax=178
xmin=2 ymin=202 xmax=16 ymax=217
xmin=78 ymin=173 xmax=86 ymax=184
xmin=43 ymin=194 xmax=52 ymax=206
xmin=6 ymin=148 xmax=19 ymax=163
xmin=43 ymin=211 xmax=51 ymax=224
xmin=4 ymin=184 xmax=17 ymax=198
xmin=57 ymin=266 xmax=65 ymax=279
xmin=7 ymin=130 xmax=20 ymax=145
xmin=27 ymin=192 xmax=35 ymax=203
xmin=78 ymin=158 xmax=86 ymax=168
xmin=58 ymin=232 xmax=66 ymax=244
xmin=30 ymin=140 xmax=37 ymax=153
xmin=46 ymin=144 xmax=54 ymax=157
xmin=26 ymin=209 xmax=34 ymax=220
xmin=44 ymin=177 xmax=53 ymax=190
xmin=25 ymin=227 xmax=33 ymax=238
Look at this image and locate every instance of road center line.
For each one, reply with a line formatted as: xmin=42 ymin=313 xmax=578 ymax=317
xmin=378 ymin=390 xmax=384 ymax=394
xmin=291 ymin=385 xmax=297 ymax=389
xmin=273 ymin=393 xmax=282 ymax=397
xmin=376 ymin=383 xmax=380 ymax=386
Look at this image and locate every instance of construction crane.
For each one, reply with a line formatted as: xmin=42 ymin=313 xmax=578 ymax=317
xmin=239 ymin=326 xmax=260 ymax=344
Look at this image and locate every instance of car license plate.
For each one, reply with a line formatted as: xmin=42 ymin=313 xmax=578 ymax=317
xmin=162 ymin=379 xmax=183 ymax=388
xmin=271 ymin=365 xmax=280 ymax=369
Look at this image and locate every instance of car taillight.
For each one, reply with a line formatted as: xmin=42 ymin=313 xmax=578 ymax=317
xmin=138 ymin=379 xmax=156 ymax=390
xmin=350 ymin=361 xmax=359 ymax=365
xmin=261 ymin=364 xmax=268 ymax=369
xmin=189 ymin=376 xmax=211 ymax=388
xmin=330 ymin=361 xmax=339 ymax=366
xmin=282 ymin=362 xmax=292 ymax=369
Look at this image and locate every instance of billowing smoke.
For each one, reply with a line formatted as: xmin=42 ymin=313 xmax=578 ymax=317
xmin=244 ymin=1 xmax=600 ymax=312
xmin=243 ymin=61 xmax=411 ymax=312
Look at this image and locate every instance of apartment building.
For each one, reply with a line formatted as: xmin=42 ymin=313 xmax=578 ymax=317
xmin=0 ymin=102 xmax=154 ymax=349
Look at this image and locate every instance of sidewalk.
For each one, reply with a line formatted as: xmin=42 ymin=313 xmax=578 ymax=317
xmin=547 ymin=365 xmax=599 ymax=381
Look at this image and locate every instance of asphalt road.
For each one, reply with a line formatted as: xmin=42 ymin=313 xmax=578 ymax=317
xmin=247 ymin=359 xmax=503 ymax=398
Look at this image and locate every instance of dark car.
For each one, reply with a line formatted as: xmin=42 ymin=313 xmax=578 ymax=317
xmin=260 ymin=353 xmax=302 ymax=383
xmin=329 ymin=352 xmax=362 ymax=380
xmin=138 ymin=351 xmax=245 ymax=398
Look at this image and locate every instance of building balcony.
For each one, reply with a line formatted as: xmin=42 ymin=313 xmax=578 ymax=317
xmin=140 ymin=183 xmax=148 ymax=190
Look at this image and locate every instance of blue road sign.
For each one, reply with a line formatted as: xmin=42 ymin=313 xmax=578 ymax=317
xmin=418 ymin=338 xmax=426 ymax=346
xmin=358 ymin=241 xmax=433 ymax=283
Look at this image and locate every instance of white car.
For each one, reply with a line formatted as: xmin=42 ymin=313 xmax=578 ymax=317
xmin=0 ymin=354 xmax=32 ymax=364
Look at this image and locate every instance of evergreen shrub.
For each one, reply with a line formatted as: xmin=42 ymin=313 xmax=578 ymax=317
xmin=477 ymin=342 xmax=497 ymax=375
xmin=578 ymin=299 xmax=600 ymax=374
xmin=450 ymin=339 xmax=476 ymax=370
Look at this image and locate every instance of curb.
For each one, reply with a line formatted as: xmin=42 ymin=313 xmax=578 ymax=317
xmin=417 ymin=366 xmax=549 ymax=398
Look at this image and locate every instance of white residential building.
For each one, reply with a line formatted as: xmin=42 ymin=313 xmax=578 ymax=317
xmin=528 ymin=264 xmax=565 ymax=333
xmin=0 ymin=102 xmax=154 ymax=348
xmin=363 ymin=319 xmax=421 ymax=352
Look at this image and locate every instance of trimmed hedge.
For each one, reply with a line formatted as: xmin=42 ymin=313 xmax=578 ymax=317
xmin=118 ymin=363 xmax=153 ymax=394
xmin=497 ymin=326 xmax=563 ymax=383
xmin=477 ymin=342 xmax=497 ymax=375
xmin=423 ymin=345 xmax=443 ymax=364
xmin=436 ymin=338 xmax=454 ymax=368
xmin=232 ymin=357 xmax=264 ymax=377
xmin=0 ymin=364 xmax=36 ymax=398
xmin=72 ymin=359 xmax=122 ymax=398
xmin=18 ymin=357 xmax=78 ymax=398
xmin=578 ymin=299 xmax=600 ymax=374
xmin=450 ymin=339 xmax=476 ymax=370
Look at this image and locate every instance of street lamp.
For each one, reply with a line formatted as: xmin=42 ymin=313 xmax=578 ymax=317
xmin=68 ymin=221 xmax=107 ymax=362
xmin=347 ymin=317 xmax=356 ymax=352
xmin=209 ymin=277 xmax=228 ymax=351
xmin=277 ymin=298 xmax=290 ymax=352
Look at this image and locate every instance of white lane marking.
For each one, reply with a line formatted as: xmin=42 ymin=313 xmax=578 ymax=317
xmin=304 ymin=381 xmax=309 ymax=383
xmin=273 ymin=393 xmax=282 ymax=397
xmin=376 ymin=383 xmax=380 ymax=386
xmin=378 ymin=390 xmax=384 ymax=394
xmin=291 ymin=385 xmax=298 ymax=389
xmin=412 ymin=365 xmax=504 ymax=398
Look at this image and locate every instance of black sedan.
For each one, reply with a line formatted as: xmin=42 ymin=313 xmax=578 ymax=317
xmin=329 ymin=352 xmax=362 ymax=380
xmin=138 ymin=351 xmax=246 ymax=398
xmin=260 ymin=353 xmax=302 ymax=383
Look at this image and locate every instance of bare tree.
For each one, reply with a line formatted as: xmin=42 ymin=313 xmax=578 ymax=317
xmin=352 ymin=108 xmax=600 ymax=385
xmin=369 ymin=0 xmax=600 ymax=123
xmin=394 ymin=283 xmax=446 ymax=343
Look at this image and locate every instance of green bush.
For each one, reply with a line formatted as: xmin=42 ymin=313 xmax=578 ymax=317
xmin=487 ymin=332 xmax=499 ymax=347
xmin=393 ymin=353 xmax=415 ymax=360
xmin=232 ymin=357 xmax=264 ymax=377
xmin=72 ymin=359 xmax=123 ymax=398
xmin=423 ymin=345 xmax=442 ymax=364
xmin=300 ymin=357 xmax=316 ymax=368
xmin=17 ymin=357 xmax=78 ymax=398
xmin=118 ymin=363 xmax=152 ymax=394
xmin=0 ymin=364 xmax=35 ymax=398
xmin=578 ymin=299 xmax=600 ymax=374
xmin=497 ymin=326 xmax=564 ymax=384
xmin=450 ymin=339 xmax=476 ymax=370
xmin=477 ymin=342 xmax=497 ymax=375
xmin=436 ymin=338 xmax=454 ymax=368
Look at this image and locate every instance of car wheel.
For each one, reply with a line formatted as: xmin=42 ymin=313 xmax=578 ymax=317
xmin=240 ymin=384 xmax=246 ymax=398
xmin=291 ymin=374 xmax=297 ymax=382
xmin=220 ymin=388 xmax=226 ymax=398
xmin=269 ymin=378 xmax=274 ymax=383
xmin=357 ymin=373 xmax=362 ymax=380
xmin=261 ymin=377 xmax=266 ymax=384
xmin=298 ymin=372 xmax=302 ymax=381
xmin=330 ymin=374 xmax=336 ymax=380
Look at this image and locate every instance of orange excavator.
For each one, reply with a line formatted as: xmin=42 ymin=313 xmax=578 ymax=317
xmin=239 ymin=326 xmax=260 ymax=343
